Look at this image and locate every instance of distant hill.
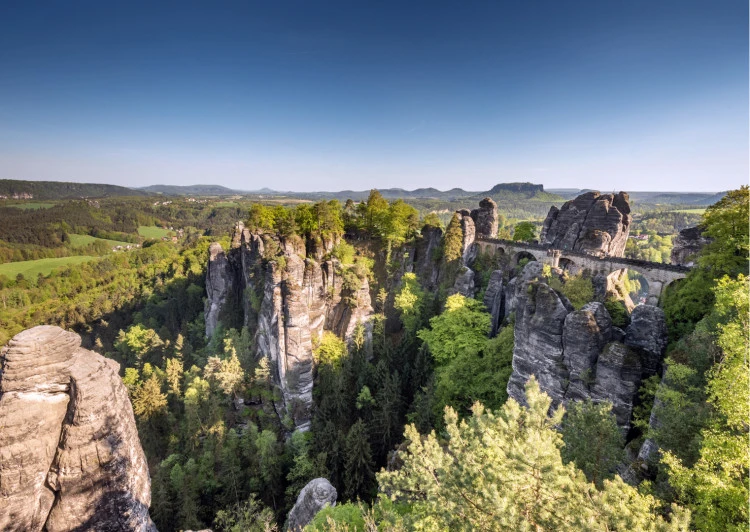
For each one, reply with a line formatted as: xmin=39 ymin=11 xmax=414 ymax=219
xmin=547 ymin=188 xmax=726 ymax=206
xmin=282 ymin=182 xmax=559 ymax=202
xmin=0 ymin=179 xmax=147 ymax=200
xmin=139 ymin=184 xmax=237 ymax=195
xmin=474 ymin=182 xmax=562 ymax=203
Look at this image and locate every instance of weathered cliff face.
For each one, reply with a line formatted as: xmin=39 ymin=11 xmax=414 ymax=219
xmin=285 ymin=477 xmax=337 ymax=531
xmin=671 ymin=225 xmax=711 ymax=266
xmin=540 ymin=191 xmax=631 ymax=257
xmin=483 ymin=270 xmax=505 ymax=337
xmin=506 ymin=263 xmax=668 ymax=430
xmin=205 ymin=242 xmax=235 ymax=338
xmin=0 ymin=326 xmax=155 ymax=532
xmin=208 ymin=228 xmax=374 ymax=431
xmin=458 ymin=209 xmax=477 ymax=264
xmin=470 ymin=197 xmax=498 ymax=238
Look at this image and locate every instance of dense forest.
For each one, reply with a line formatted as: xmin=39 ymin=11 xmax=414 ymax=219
xmin=0 ymin=187 xmax=746 ymax=531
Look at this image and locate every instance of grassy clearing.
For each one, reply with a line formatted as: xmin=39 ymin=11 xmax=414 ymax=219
xmin=214 ymin=201 xmax=240 ymax=207
xmin=5 ymin=202 xmax=57 ymax=210
xmin=68 ymin=234 xmax=133 ymax=248
xmin=0 ymin=256 xmax=96 ymax=279
xmin=138 ymin=225 xmax=171 ymax=239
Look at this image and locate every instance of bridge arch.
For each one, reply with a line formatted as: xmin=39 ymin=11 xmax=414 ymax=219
xmin=558 ymin=257 xmax=576 ymax=272
xmin=514 ymin=250 xmax=537 ymax=267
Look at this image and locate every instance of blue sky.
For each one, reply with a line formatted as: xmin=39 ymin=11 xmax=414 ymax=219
xmin=0 ymin=1 xmax=746 ymax=192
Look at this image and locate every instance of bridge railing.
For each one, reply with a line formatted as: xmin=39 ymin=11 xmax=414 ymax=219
xmin=474 ymin=237 xmax=691 ymax=273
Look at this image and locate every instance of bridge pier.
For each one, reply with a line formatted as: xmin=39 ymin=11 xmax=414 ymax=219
xmin=646 ymin=280 xmax=664 ymax=306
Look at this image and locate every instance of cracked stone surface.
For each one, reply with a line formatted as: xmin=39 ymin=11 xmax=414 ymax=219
xmin=0 ymin=325 xmax=155 ymax=532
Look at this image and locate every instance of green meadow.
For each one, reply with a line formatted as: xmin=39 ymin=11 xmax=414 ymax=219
xmin=138 ymin=225 xmax=171 ymax=239
xmin=0 ymin=256 xmax=96 ymax=279
xmin=68 ymin=234 xmax=134 ymax=248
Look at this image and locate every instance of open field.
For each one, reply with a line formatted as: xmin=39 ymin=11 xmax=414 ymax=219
xmin=138 ymin=225 xmax=171 ymax=239
xmin=68 ymin=234 xmax=133 ymax=248
xmin=214 ymin=201 xmax=240 ymax=207
xmin=4 ymin=202 xmax=57 ymax=210
xmin=0 ymin=256 xmax=96 ymax=279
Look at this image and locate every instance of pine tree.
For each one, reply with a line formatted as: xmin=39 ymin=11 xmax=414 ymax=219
xmin=378 ymin=377 xmax=690 ymax=531
xmin=561 ymin=400 xmax=624 ymax=488
xmin=344 ymin=419 xmax=375 ymax=501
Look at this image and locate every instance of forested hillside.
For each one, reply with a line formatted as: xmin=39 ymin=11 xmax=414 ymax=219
xmin=0 ymin=187 xmax=746 ymax=531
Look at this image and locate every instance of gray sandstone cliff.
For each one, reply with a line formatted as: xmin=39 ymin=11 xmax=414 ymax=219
xmin=506 ymin=263 xmax=668 ymax=430
xmin=470 ymin=197 xmax=498 ymax=238
xmin=208 ymin=227 xmax=374 ymax=431
xmin=205 ymin=242 xmax=235 ymax=338
xmin=670 ymin=225 xmax=711 ymax=266
xmin=540 ymin=191 xmax=631 ymax=257
xmin=285 ymin=478 xmax=337 ymax=531
xmin=0 ymin=326 xmax=156 ymax=532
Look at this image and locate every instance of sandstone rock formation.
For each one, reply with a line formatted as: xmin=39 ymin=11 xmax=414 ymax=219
xmin=208 ymin=228 xmax=374 ymax=431
xmin=471 ymin=197 xmax=498 ymax=238
xmin=205 ymin=242 xmax=235 ymax=338
xmin=457 ymin=209 xmax=476 ymax=264
xmin=506 ymin=263 xmax=668 ymax=430
xmin=451 ymin=266 xmax=475 ymax=298
xmin=671 ymin=225 xmax=711 ymax=266
xmin=483 ymin=270 xmax=505 ymax=337
xmin=285 ymin=478 xmax=337 ymax=531
xmin=0 ymin=326 xmax=155 ymax=532
xmin=540 ymin=191 xmax=631 ymax=257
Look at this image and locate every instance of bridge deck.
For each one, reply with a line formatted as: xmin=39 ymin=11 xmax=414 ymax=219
xmin=475 ymin=237 xmax=691 ymax=273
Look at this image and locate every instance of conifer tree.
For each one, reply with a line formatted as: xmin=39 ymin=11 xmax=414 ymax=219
xmin=443 ymin=213 xmax=464 ymax=263
xmin=344 ymin=419 xmax=375 ymax=501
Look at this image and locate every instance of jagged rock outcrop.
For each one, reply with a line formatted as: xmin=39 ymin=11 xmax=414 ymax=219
xmin=671 ymin=225 xmax=711 ymax=266
xmin=205 ymin=242 xmax=235 ymax=338
xmin=483 ymin=270 xmax=504 ymax=336
xmin=506 ymin=263 xmax=668 ymax=430
xmin=624 ymin=305 xmax=668 ymax=377
xmin=0 ymin=326 xmax=155 ymax=532
xmin=285 ymin=478 xmax=337 ymax=531
xmin=540 ymin=191 xmax=631 ymax=257
xmin=457 ymin=209 xmax=476 ymax=264
xmin=451 ymin=266 xmax=475 ymax=298
xmin=208 ymin=228 xmax=374 ymax=431
xmin=471 ymin=197 xmax=498 ymax=238
xmin=507 ymin=279 xmax=574 ymax=407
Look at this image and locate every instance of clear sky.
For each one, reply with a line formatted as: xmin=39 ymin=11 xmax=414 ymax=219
xmin=0 ymin=1 xmax=746 ymax=192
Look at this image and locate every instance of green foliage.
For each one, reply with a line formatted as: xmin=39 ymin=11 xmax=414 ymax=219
xmin=132 ymin=374 xmax=168 ymax=419
xmin=512 ymin=220 xmax=536 ymax=242
xmin=330 ymin=241 xmax=355 ymax=265
xmin=306 ymin=503 xmax=366 ymax=531
xmin=247 ymin=204 xmax=277 ymax=233
xmin=604 ymin=297 xmax=630 ymax=328
xmin=314 ymin=331 xmax=348 ymax=367
xmin=662 ymin=186 xmax=749 ymax=339
xmin=393 ymin=272 xmax=425 ymax=334
xmin=213 ymin=496 xmax=278 ymax=532
xmin=433 ymin=322 xmax=514 ymax=416
xmin=549 ymin=272 xmax=594 ymax=310
xmin=377 ymin=378 xmax=689 ymax=531
xmin=344 ymin=419 xmax=375 ymax=501
xmin=699 ymin=186 xmax=749 ymax=275
xmin=442 ymin=213 xmax=464 ymax=263
xmin=561 ymin=400 xmax=624 ymax=488
xmin=662 ymin=275 xmax=749 ymax=532
xmin=417 ymin=294 xmax=490 ymax=366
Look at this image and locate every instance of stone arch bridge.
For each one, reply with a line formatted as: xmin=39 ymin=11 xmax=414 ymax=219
xmin=474 ymin=237 xmax=691 ymax=305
